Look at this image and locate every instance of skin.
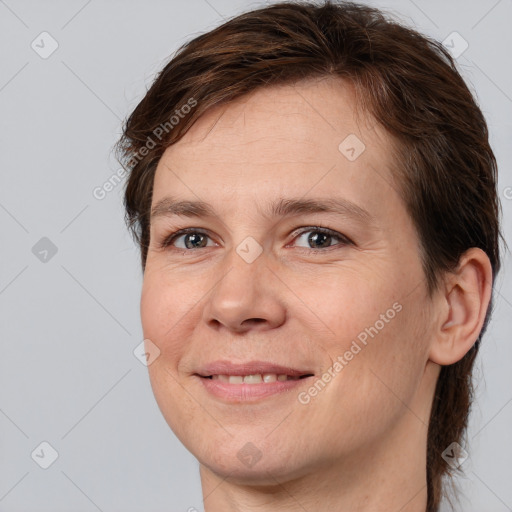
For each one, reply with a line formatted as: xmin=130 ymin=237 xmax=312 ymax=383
xmin=140 ymin=76 xmax=492 ymax=511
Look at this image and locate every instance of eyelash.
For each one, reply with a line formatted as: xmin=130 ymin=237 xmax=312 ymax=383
xmin=157 ymin=226 xmax=353 ymax=253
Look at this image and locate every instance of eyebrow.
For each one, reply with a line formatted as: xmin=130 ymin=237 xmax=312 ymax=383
xmin=150 ymin=196 xmax=374 ymax=225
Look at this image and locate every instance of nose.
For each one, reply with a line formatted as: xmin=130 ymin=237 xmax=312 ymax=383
xmin=201 ymin=246 xmax=287 ymax=334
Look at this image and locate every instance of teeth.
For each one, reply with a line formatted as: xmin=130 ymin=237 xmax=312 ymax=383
xmin=243 ymin=374 xmax=263 ymax=384
xmin=211 ymin=373 xmax=296 ymax=383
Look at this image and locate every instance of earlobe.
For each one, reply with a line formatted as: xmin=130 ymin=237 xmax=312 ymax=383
xmin=429 ymin=248 xmax=493 ymax=366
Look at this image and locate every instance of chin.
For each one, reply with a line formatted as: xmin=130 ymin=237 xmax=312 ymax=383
xmin=195 ymin=435 xmax=314 ymax=485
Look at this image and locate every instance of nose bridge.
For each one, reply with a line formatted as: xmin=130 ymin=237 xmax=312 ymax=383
xmin=202 ymin=240 xmax=286 ymax=332
xmin=212 ymin=239 xmax=266 ymax=312
xmin=217 ymin=229 xmax=268 ymax=293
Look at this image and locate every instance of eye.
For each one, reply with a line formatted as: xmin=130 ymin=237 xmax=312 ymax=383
xmin=159 ymin=228 xmax=216 ymax=250
xmin=158 ymin=226 xmax=352 ymax=252
xmin=291 ymin=227 xmax=352 ymax=251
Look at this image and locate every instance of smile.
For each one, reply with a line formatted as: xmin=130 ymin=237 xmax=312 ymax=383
xmin=195 ymin=361 xmax=314 ymax=401
xmin=207 ymin=373 xmax=309 ymax=383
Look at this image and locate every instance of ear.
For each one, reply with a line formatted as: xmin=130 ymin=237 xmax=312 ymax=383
xmin=429 ymin=248 xmax=493 ymax=365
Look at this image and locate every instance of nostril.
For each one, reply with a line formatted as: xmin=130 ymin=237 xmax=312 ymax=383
xmin=242 ymin=318 xmax=266 ymax=325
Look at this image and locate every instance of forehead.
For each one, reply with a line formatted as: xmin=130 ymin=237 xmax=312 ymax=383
xmin=169 ymin=77 xmax=383 ymax=160
xmin=152 ymin=77 xmax=403 ymax=225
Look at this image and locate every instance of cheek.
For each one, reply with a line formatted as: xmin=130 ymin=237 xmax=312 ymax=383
xmin=140 ymin=270 xmax=199 ymax=362
xmin=309 ymin=268 xmax=428 ymax=401
xmin=314 ymin=303 xmax=428 ymax=441
xmin=140 ymin=273 xmax=197 ymax=433
xmin=348 ymin=296 xmax=429 ymax=403
xmin=299 ymin=264 xmax=402 ymax=339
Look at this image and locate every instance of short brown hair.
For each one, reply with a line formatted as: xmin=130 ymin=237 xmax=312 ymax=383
xmin=116 ymin=2 xmax=504 ymax=509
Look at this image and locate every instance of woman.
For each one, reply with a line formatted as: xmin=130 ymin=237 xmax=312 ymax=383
xmin=116 ymin=2 xmax=503 ymax=510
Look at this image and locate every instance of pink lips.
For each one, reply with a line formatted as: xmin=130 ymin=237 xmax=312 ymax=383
xmin=195 ymin=360 xmax=314 ymax=402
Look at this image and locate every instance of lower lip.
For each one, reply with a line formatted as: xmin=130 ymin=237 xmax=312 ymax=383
xmin=197 ymin=376 xmax=312 ymax=401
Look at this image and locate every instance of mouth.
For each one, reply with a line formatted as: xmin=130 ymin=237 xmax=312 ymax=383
xmin=201 ymin=373 xmax=312 ymax=383
xmin=194 ymin=360 xmax=314 ymax=401
xmin=195 ymin=360 xmax=314 ymax=382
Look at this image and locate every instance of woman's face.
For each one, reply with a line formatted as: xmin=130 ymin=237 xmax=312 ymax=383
xmin=141 ymin=77 xmax=440 ymax=483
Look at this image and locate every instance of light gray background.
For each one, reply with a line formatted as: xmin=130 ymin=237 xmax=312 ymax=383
xmin=0 ymin=0 xmax=511 ymax=511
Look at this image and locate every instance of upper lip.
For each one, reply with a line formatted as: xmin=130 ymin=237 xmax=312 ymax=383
xmin=196 ymin=360 xmax=314 ymax=378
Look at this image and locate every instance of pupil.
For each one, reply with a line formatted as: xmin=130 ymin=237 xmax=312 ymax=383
xmin=309 ymin=232 xmax=330 ymax=248
xmin=185 ymin=233 xmax=205 ymax=249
